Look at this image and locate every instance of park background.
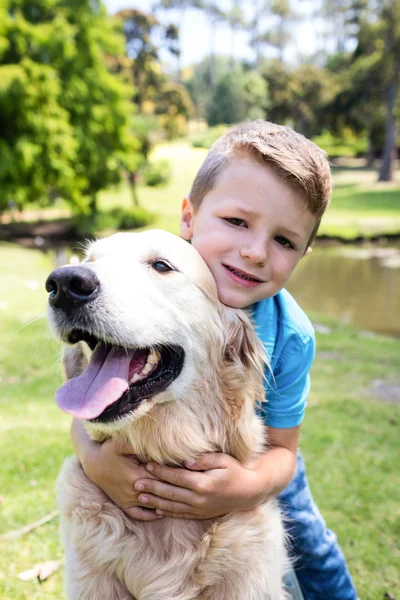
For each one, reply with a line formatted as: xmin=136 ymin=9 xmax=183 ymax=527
xmin=0 ymin=0 xmax=399 ymax=598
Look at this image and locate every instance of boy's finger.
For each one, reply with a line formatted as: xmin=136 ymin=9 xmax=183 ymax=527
xmin=123 ymin=506 xmax=163 ymax=521
xmin=135 ymin=478 xmax=195 ymax=504
xmin=145 ymin=462 xmax=204 ymax=489
xmin=156 ymin=511 xmax=197 ymax=520
xmin=184 ymin=453 xmax=230 ymax=471
xmin=138 ymin=493 xmax=193 ymax=515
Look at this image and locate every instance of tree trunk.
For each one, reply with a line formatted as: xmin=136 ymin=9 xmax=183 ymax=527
xmin=128 ymin=172 xmax=140 ymax=207
xmin=378 ymin=59 xmax=399 ymax=181
xmin=89 ymin=193 xmax=97 ymax=215
xmin=209 ymin=20 xmax=216 ymax=87
xmin=176 ymin=6 xmax=186 ymax=82
xmin=278 ymin=19 xmax=284 ymax=63
xmin=365 ymin=129 xmax=375 ymax=167
xmin=230 ymin=26 xmax=236 ymax=67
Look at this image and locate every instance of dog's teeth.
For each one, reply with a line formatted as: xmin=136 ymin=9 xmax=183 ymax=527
xmin=147 ymin=350 xmax=159 ymax=364
xmin=131 ymin=373 xmax=141 ymax=383
xmin=142 ymin=363 xmax=153 ymax=375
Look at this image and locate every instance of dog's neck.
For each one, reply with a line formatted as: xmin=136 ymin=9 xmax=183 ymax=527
xmin=85 ymin=368 xmax=266 ymax=467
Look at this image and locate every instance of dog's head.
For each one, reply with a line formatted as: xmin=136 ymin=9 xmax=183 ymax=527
xmin=47 ymin=230 xmax=265 ymax=440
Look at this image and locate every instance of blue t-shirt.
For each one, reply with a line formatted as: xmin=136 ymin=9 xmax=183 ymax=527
xmin=252 ymin=289 xmax=315 ymax=429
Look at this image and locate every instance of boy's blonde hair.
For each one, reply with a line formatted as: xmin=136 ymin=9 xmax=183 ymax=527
xmin=189 ymin=120 xmax=332 ymax=247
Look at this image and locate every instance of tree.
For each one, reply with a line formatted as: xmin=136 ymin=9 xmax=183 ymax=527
xmin=154 ymin=0 xmax=202 ymax=81
xmin=226 ymin=0 xmax=246 ymax=66
xmin=251 ymin=0 xmax=297 ymax=64
xmin=249 ymin=0 xmax=270 ymax=67
xmin=262 ymin=60 xmax=336 ymax=136
xmin=378 ymin=0 xmax=400 ymax=181
xmin=116 ymin=8 xmax=193 ymax=137
xmin=0 ymin=0 xmax=139 ymax=214
xmin=202 ymin=1 xmax=226 ymax=86
xmin=183 ymin=54 xmax=231 ymax=118
xmin=324 ymin=49 xmax=386 ymax=166
xmin=207 ymin=67 xmax=269 ymax=125
xmin=0 ymin=59 xmax=79 ymax=211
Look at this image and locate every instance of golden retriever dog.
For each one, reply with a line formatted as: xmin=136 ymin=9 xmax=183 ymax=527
xmin=46 ymin=230 xmax=287 ymax=600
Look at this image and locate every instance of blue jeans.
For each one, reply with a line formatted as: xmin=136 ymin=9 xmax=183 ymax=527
xmin=278 ymin=452 xmax=358 ymax=600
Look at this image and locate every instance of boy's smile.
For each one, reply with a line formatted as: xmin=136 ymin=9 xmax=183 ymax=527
xmin=181 ymin=157 xmax=318 ymax=308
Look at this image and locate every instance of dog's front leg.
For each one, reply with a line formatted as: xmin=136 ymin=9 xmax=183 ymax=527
xmin=58 ymin=457 xmax=135 ymax=600
xmin=193 ymin=504 xmax=288 ymax=600
xmin=62 ymin=523 xmax=134 ymax=600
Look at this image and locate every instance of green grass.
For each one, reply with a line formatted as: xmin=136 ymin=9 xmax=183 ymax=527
xmin=5 ymin=141 xmax=400 ymax=241
xmin=0 ymin=245 xmax=70 ymax=599
xmin=0 ymin=243 xmax=399 ymax=599
xmin=97 ymin=142 xmax=400 ymax=241
xmin=319 ymin=165 xmax=400 ymax=239
xmin=97 ymin=141 xmax=208 ymax=236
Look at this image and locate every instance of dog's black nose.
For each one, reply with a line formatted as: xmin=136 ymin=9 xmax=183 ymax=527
xmin=46 ymin=266 xmax=100 ymax=310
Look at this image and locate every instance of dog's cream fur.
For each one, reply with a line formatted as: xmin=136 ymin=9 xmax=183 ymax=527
xmin=48 ymin=230 xmax=287 ymax=600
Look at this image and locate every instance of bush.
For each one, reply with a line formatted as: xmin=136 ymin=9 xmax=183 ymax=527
xmin=71 ymin=206 xmax=154 ymax=236
xmin=312 ymin=130 xmax=368 ymax=158
xmin=191 ymin=125 xmax=229 ymax=149
xmin=140 ymin=159 xmax=172 ymax=187
xmin=116 ymin=207 xmax=154 ymax=230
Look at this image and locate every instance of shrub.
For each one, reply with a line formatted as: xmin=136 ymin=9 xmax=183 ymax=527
xmin=312 ymin=130 xmax=368 ymax=159
xmin=71 ymin=206 xmax=154 ymax=236
xmin=140 ymin=159 xmax=172 ymax=187
xmin=191 ymin=125 xmax=229 ymax=149
xmin=115 ymin=207 xmax=155 ymax=230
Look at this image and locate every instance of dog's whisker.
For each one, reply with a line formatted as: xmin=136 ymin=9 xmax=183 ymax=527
xmin=17 ymin=313 xmax=46 ymax=332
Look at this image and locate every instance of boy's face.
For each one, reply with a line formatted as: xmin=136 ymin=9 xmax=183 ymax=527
xmin=180 ymin=157 xmax=317 ymax=308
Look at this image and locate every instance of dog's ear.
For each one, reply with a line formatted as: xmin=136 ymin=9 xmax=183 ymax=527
xmin=219 ymin=306 xmax=266 ymax=380
xmin=218 ymin=306 xmax=268 ymax=462
xmin=62 ymin=342 xmax=90 ymax=382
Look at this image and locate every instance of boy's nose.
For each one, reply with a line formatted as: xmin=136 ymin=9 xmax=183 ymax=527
xmin=240 ymin=243 xmax=268 ymax=266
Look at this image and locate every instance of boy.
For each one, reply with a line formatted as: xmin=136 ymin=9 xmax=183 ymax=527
xmin=71 ymin=120 xmax=358 ymax=599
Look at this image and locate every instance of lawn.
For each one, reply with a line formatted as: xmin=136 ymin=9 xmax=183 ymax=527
xmin=0 ymin=242 xmax=399 ymax=599
xmin=5 ymin=140 xmax=399 ymax=242
xmin=97 ymin=142 xmax=400 ymax=241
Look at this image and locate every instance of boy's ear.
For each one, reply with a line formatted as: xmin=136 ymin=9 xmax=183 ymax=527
xmin=304 ymin=246 xmax=313 ymax=256
xmin=180 ymin=196 xmax=194 ymax=241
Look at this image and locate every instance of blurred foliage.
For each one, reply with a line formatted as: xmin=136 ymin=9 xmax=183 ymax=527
xmin=140 ymin=158 xmax=172 ymax=187
xmin=1 ymin=0 xmax=400 ymax=217
xmin=207 ymin=66 xmax=269 ymax=126
xmin=0 ymin=0 xmax=140 ymax=214
xmin=71 ymin=205 xmax=154 ymax=237
xmin=116 ymin=9 xmax=193 ymax=139
xmin=178 ymin=0 xmax=400 ymax=177
xmin=191 ymin=124 xmax=229 ymax=148
xmin=312 ymin=129 xmax=368 ymax=159
xmin=262 ymin=60 xmax=338 ymax=138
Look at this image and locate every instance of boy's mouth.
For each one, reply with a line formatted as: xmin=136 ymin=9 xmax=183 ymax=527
xmin=223 ymin=264 xmax=264 ymax=285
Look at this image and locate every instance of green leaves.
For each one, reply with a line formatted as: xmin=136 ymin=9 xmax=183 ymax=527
xmin=0 ymin=0 xmax=139 ymax=213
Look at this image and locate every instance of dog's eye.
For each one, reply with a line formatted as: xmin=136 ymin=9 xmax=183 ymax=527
xmin=152 ymin=260 xmax=173 ymax=273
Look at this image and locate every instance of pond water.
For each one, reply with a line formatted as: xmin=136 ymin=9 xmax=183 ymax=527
xmin=51 ymin=242 xmax=400 ymax=338
xmin=287 ymin=244 xmax=400 ymax=338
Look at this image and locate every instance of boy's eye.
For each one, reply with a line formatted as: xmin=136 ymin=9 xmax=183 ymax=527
xmin=224 ymin=218 xmax=247 ymax=227
xmin=275 ymin=236 xmax=295 ymax=249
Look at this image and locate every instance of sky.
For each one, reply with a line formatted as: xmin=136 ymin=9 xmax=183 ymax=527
xmin=103 ymin=0 xmax=322 ymax=69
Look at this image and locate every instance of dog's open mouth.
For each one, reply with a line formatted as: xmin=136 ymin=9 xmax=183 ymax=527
xmin=55 ymin=329 xmax=184 ymax=422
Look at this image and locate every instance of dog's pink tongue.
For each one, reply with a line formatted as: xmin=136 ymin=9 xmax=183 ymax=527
xmin=55 ymin=344 xmax=134 ymax=420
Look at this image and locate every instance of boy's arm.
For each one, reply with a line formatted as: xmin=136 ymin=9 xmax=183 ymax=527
xmin=70 ymin=418 xmax=162 ymax=521
xmin=132 ymin=425 xmax=300 ymax=519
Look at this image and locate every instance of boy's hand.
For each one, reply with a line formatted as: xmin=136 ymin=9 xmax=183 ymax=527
xmin=79 ymin=435 xmax=162 ymax=522
xmin=134 ymin=453 xmax=267 ymax=519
